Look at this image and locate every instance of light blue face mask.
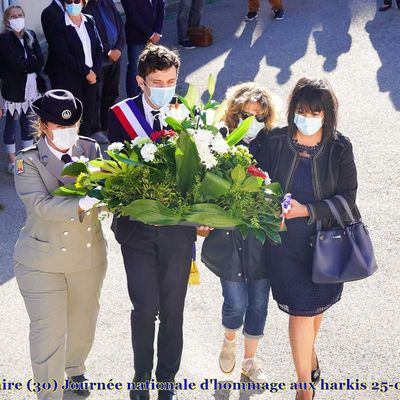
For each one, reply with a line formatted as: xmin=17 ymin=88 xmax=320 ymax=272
xmin=239 ymin=118 xmax=265 ymax=144
xmin=66 ymin=3 xmax=83 ymax=16
xmin=294 ymin=112 xmax=323 ymax=136
xmin=144 ymin=82 xmax=176 ymax=108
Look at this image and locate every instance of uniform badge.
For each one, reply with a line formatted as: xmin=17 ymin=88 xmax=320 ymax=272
xmin=16 ymin=159 xmax=25 ymax=175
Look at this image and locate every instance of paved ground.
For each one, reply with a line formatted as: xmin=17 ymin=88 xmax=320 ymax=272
xmin=1 ymin=0 xmax=400 ymax=399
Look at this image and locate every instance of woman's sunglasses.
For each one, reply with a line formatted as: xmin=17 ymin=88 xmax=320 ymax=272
xmin=65 ymin=0 xmax=81 ymax=4
xmin=239 ymin=111 xmax=266 ymax=123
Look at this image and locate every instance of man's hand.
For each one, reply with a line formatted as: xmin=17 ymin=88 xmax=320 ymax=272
xmin=86 ymin=70 xmax=97 ymax=85
xmin=197 ymin=226 xmax=214 ymax=237
xmin=282 ymin=199 xmax=309 ymax=220
xmin=149 ymin=32 xmax=162 ymax=44
xmin=108 ymin=49 xmax=121 ymax=62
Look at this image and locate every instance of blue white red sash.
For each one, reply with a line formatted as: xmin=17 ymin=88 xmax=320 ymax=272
xmin=111 ymin=99 xmax=153 ymax=140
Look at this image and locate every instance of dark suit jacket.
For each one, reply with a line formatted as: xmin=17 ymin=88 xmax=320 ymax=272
xmin=42 ymin=0 xmax=65 ymax=76
xmin=120 ymin=0 xmax=165 ymax=45
xmin=44 ymin=13 xmax=103 ymax=95
xmin=0 ymin=30 xmax=46 ymax=102
xmin=84 ymin=0 xmax=125 ymax=57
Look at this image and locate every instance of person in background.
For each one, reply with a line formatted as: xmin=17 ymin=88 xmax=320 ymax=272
xmin=252 ymin=77 xmax=358 ymax=400
xmin=0 ymin=5 xmax=46 ymax=174
xmin=121 ymin=0 xmax=165 ymax=98
xmin=42 ymin=0 xmax=106 ymax=143
xmin=245 ymin=0 xmax=284 ymax=21
xmin=84 ymin=0 xmax=125 ymax=140
xmin=201 ymin=82 xmax=277 ymax=383
xmin=14 ymin=89 xmax=107 ymax=400
xmin=379 ymin=0 xmax=400 ymax=11
xmin=177 ymin=0 xmax=204 ymax=49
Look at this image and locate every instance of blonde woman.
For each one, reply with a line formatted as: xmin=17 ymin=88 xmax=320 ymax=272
xmin=0 ymin=5 xmax=46 ymax=174
xmin=201 ymin=82 xmax=277 ymax=382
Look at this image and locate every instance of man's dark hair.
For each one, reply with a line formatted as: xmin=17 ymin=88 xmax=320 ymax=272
xmin=287 ymin=77 xmax=338 ymax=142
xmin=138 ymin=45 xmax=181 ymax=79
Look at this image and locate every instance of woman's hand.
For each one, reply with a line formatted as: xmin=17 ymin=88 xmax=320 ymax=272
xmin=283 ymin=199 xmax=309 ymax=219
xmin=197 ymin=226 xmax=214 ymax=237
xmin=86 ymin=70 xmax=97 ymax=85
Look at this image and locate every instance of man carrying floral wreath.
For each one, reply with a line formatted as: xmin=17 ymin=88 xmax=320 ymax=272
xmin=108 ymin=45 xmax=196 ymax=400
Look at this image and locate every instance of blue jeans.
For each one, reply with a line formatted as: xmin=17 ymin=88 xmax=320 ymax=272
xmin=177 ymin=0 xmax=204 ymax=42
xmin=126 ymin=44 xmax=145 ymax=98
xmin=221 ymin=278 xmax=270 ymax=339
xmin=3 ymin=110 xmax=34 ymax=152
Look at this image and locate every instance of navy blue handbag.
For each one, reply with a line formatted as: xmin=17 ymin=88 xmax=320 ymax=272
xmin=311 ymin=195 xmax=378 ymax=284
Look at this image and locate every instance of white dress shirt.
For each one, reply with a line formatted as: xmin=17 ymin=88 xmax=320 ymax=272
xmin=65 ymin=13 xmax=93 ymax=68
xmin=141 ymin=96 xmax=168 ymax=129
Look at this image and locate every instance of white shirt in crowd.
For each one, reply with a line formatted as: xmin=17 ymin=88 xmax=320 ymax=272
xmin=64 ymin=12 xmax=93 ymax=69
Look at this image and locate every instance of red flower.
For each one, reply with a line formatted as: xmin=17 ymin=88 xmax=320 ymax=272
xmin=247 ymin=165 xmax=268 ymax=180
xmin=150 ymin=129 xmax=176 ymax=141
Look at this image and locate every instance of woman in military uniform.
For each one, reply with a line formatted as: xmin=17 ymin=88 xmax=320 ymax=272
xmin=13 ymin=89 xmax=107 ymax=400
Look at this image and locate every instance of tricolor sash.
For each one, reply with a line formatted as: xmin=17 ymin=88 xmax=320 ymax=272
xmin=112 ymin=98 xmax=153 ymax=140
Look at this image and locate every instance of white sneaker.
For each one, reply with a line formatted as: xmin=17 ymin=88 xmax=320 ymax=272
xmin=241 ymin=359 xmax=267 ymax=383
xmin=219 ymin=338 xmax=236 ymax=373
xmin=7 ymin=162 xmax=15 ymax=175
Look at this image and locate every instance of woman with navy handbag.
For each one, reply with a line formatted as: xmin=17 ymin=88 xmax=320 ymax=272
xmin=251 ymin=77 xmax=358 ymax=400
xmin=201 ymin=82 xmax=277 ymax=383
xmin=0 ymin=5 xmax=46 ymax=174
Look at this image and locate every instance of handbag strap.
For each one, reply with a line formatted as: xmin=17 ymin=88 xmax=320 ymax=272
xmin=324 ymin=199 xmax=346 ymax=229
xmin=334 ymin=195 xmax=356 ymax=223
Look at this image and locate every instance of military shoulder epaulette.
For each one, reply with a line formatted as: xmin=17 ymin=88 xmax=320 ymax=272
xmin=78 ymin=136 xmax=96 ymax=143
xmin=17 ymin=144 xmax=38 ymax=154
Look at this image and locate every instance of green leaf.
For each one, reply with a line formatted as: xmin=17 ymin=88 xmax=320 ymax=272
xmin=112 ymin=152 xmax=144 ymax=166
xmin=89 ymin=159 xmax=119 ymax=173
xmin=241 ymin=176 xmax=263 ymax=192
xmin=176 ymin=95 xmax=193 ymax=117
xmin=231 ymin=165 xmax=246 ymax=184
xmin=207 ymin=73 xmax=216 ymax=99
xmin=185 ymin=83 xmax=200 ymax=109
xmin=87 ymin=189 xmax=104 ymax=201
xmin=253 ymin=228 xmax=266 ymax=244
xmin=184 ymin=203 xmax=243 ymax=228
xmin=238 ymin=224 xmax=249 ymax=239
xmin=225 ymin=116 xmax=254 ymax=146
xmin=52 ymin=183 xmax=87 ymax=197
xmin=165 ymin=116 xmax=184 ymax=133
xmin=60 ymin=162 xmax=89 ymax=177
xmin=90 ymin=171 xmax=112 ymax=180
xmin=175 ymin=131 xmax=199 ymax=196
xmin=122 ymin=199 xmax=184 ymax=225
xmin=264 ymin=182 xmax=283 ymax=196
xmin=213 ymin=100 xmax=227 ymax=124
xmin=199 ymin=172 xmax=231 ymax=200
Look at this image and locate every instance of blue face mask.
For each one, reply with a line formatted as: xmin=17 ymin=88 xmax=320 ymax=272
xmin=144 ymin=82 xmax=176 ymax=108
xmin=66 ymin=3 xmax=82 ymax=16
xmin=294 ymin=113 xmax=323 ymax=136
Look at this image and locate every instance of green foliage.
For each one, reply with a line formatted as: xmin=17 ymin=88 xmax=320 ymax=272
xmin=61 ymin=162 xmax=89 ymax=177
xmin=198 ymin=172 xmax=231 ymax=200
xmin=225 ymin=116 xmax=254 ymax=146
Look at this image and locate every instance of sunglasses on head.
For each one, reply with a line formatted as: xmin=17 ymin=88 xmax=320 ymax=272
xmin=239 ymin=111 xmax=266 ymax=123
xmin=65 ymin=0 xmax=81 ymax=4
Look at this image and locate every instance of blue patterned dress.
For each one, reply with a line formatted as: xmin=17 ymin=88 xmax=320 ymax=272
xmin=264 ymin=139 xmax=343 ymax=316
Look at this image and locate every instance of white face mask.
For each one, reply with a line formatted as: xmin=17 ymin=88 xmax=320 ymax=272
xmin=240 ymin=118 xmax=265 ymax=144
xmin=51 ymin=127 xmax=79 ymax=150
xmin=294 ymin=113 xmax=323 ymax=136
xmin=9 ymin=17 xmax=25 ymax=33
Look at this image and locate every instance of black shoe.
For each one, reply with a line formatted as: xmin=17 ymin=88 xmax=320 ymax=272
xmin=311 ymin=356 xmax=321 ymax=384
xmin=158 ymin=389 xmax=178 ymax=400
xmin=69 ymin=375 xmax=90 ymax=396
xmin=396 ymin=0 xmax=400 ymax=8
xmin=130 ymin=372 xmax=151 ymax=400
xmin=179 ymin=40 xmax=196 ymax=49
xmin=245 ymin=11 xmax=258 ymax=21
xmin=379 ymin=4 xmax=392 ymax=10
xmin=273 ymin=8 xmax=285 ymax=20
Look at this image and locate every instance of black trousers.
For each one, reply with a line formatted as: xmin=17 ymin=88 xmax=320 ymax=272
xmin=50 ymin=75 xmax=97 ymax=138
xmin=120 ymin=223 xmax=195 ymax=381
xmin=93 ymin=61 xmax=120 ymax=133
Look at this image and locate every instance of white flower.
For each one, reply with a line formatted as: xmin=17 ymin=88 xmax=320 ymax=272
xmin=107 ymin=142 xmax=124 ymax=152
xmin=130 ymin=137 xmax=151 ymax=149
xmin=165 ymin=103 xmax=191 ymax=122
xmin=211 ymin=134 xmax=230 ymax=154
xmin=72 ymin=155 xmax=89 ymax=163
xmin=203 ymin=108 xmax=216 ymax=126
xmin=140 ymin=143 xmax=158 ymax=162
xmin=201 ymin=152 xmax=218 ymax=169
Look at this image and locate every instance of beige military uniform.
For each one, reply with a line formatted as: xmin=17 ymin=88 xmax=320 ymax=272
xmin=14 ymin=136 xmax=107 ymax=400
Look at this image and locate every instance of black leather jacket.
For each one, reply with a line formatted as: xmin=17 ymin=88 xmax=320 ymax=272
xmin=249 ymin=127 xmax=359 ymax=227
